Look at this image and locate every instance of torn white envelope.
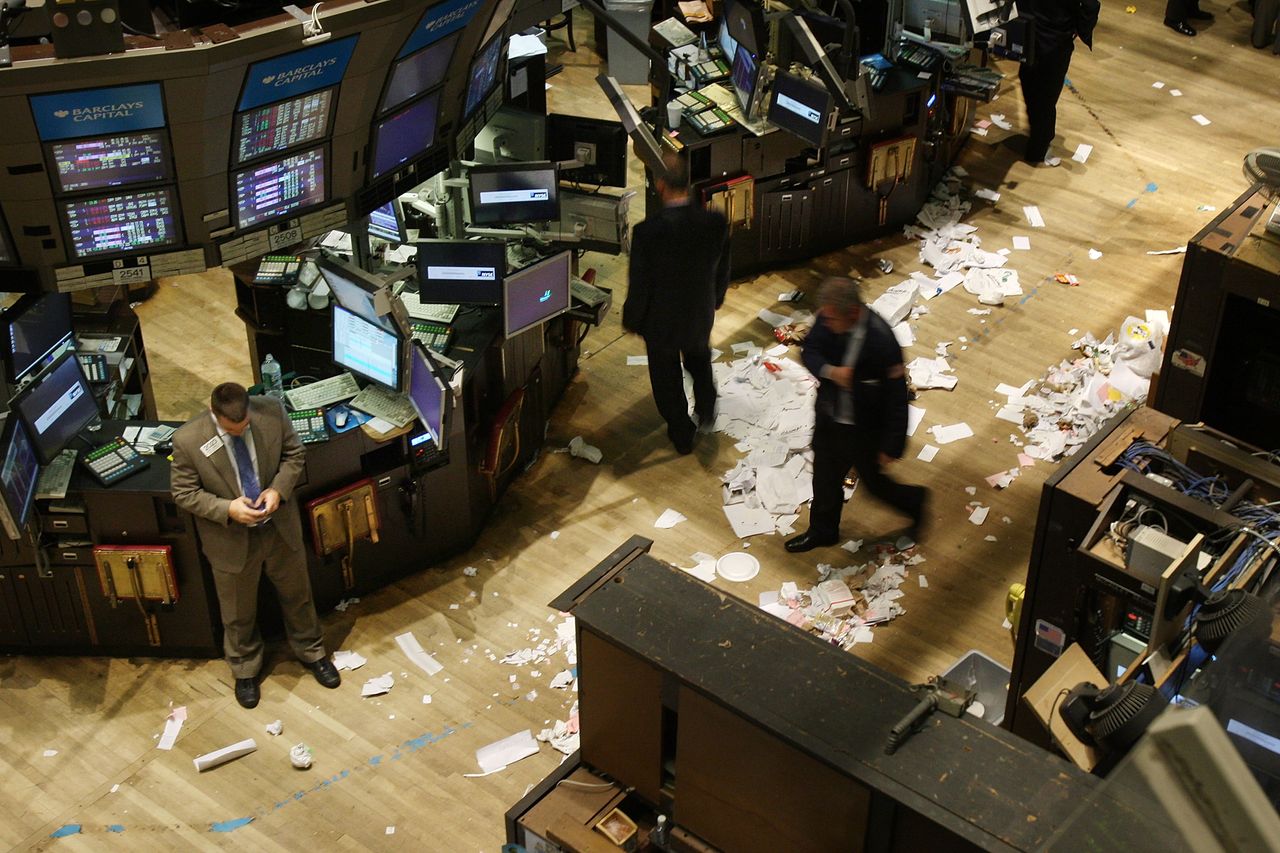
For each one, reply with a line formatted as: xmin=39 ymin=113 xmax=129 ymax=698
xmin=654 ymin=508 xmax=687 ymax=529
xmin=396 ymin=631 xmax=444 ymax=676
xmin=475 ymin=730 xmax=540 ymax=774
xmin=929 ymin=422 xmax=974 ymax=444
xmin=907 ymin=405 xmax=925 ymax=437
xmin=917 ymin=444 xmax=939 ymax=462
xmin=757 ymin=308 xmax=792 ymax=327
xmin=1073 ymin=143 xmax=1093 ymax=163
xmin=1012 ymin=235 xmax=1031 ymax=251
xmin=361 ymin=672 xmax=395 ymax=697
xmin=969 ymin=505 xmax=990 ymax=525
xmin=1023 ymin=206 xmax=1046 ymax=228
xmin=723 ymin=504 xmax=776 ymax=538
xmin=333 ymin=650 xmax=367 ymax=670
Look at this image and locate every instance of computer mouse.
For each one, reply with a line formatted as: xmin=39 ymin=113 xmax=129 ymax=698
xmin=156 ymin=440 xmax=173 ymax=455
xmin=334 ymin=408 xmax=349 ymax=428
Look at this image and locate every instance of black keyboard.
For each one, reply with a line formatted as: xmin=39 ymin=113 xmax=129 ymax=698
xmin=253 ymin=255 xmax=302 ymax=286
xmin=411 ymin=321 xmax=453 ymax=355
xmin=289 ymin=408 xmax=329 ymax=444
xmin=77 ymin=353 xmax=109 ymax=383
xmin=82 ymin=436 xmax=150 ymax=486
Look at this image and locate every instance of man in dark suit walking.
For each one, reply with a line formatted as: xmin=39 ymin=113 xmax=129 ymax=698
xmin=1017 ymin=0 xmax=1100 ymax=165
xmin=786 ymin=277 xmax=928 ymax=553
xmin=623 ymin=154 xmax=731 ymax=454
xmin=171 ymin=382 xmax=340 ymax=708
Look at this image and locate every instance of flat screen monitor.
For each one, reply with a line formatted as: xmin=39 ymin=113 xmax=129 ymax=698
xmin=234 ymin=89 xmax=333 ymax=165
xmin=731 ymin=47 xmax=760 ymax=114
xmin=468 ymin=162 xmax=560 ymax=225
xmin=12 ymin=351 xmax=99 ymax=465
xmin=5 ymin=292 xmax=73 ymax=382
xmin=724 ymin=0 xmax=765 ymax=55
xmin=0 ymin=212 xmax=13 ymax=266
xmin=416 ymin=239 xmax=505 ymax=305
xmin=332 ymin=304 xmax=402 ymax=391
xmin=767 ymin=71 xmax=834 ymax=148
xmin=0 ymin=414 xmax=39 ymax=531
xmin=62 ymin=187 xmax=179 ymax=260
xmin=465 ymin=32 xmax=505 ymax=118
xmin=368 ymin=201 xmax=405 ymax=243
xmin=382 ymin=34 xmax=458 ymax=114
xmin=49 ymin=131 xmax=168 ymax=194
xmin=546 ymin=114 xmax=629 ymax=188
xmin=503 ymin=251 xmax=571 ymax=338
xmin=233 ymin=146 xmax=326 ymax=230
xmin=717 ymin=18 xmax=739 ymax=61
xmin=407 ymin=341 xmax=448 ymax=449
xmin=317 ymin=254 xmax=397 ymax=333
xmin=371 ymin=91 xmax=440 ymax=179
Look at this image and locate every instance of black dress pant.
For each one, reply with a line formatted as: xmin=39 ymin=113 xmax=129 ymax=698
xmin=1165 ymin=0 xmax=1190 ymax=22
xmin=808 ymin=414 xmax=925 ymax=540
xmin=1018 ymin=43 xmax=1074 ymax=162
xmin=645 ymin=340 xmax=715 ymax=446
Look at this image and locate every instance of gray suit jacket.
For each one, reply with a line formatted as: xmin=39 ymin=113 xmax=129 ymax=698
xmin=170 ymin=396 xmax=306 ymax=572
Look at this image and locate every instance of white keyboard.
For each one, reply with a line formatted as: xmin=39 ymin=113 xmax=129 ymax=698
xmin=36 ymin=449 xmax=78 ymax=500
xmin=350 ymin=385 xmax=416 ymax=428
xmin=285 ymin=372 xmax=360 ymax=411
xmin=399 ymin=290 xmax=460 ymax=323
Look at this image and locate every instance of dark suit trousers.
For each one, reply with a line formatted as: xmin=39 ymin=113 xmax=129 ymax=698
xmin=1018 ymin=44 xmax=1074 ymax=162
xmin=1165 ymin=0 xmax=1190 ymax=22
xmin=210 ymin=522 xmax=325 ymax=678
xmin=808 ymin=415 xmax=925 ymax=540
xmin=645 ymin=341 xmax=715 ymax=445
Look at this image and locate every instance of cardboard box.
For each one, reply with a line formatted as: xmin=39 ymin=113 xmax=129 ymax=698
xmin=518 ymin=767 xmax=626 ymax=853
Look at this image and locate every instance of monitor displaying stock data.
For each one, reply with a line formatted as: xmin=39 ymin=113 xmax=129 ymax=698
xmin=62 ymin=187 xmax=179 ymax=259
xmin=49 ymin=131 xmax=168 ymax=193
xmin=234 ymin=89 xmax=333 ymax=164
xmin=332 ymin=303 xmax=401 ymax=390
xmin=233 ymin=147 xmax=326 ymax=230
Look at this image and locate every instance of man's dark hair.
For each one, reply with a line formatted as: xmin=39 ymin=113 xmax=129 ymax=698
xmin=211 ymin=383 xmax=250 ymax=422
xmin=657 ymin=151 xmax=689 ymax=195
xmin=817 ymin=276 xmax=864 ymax=315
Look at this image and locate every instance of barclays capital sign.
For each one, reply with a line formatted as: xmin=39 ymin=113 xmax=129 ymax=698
xmin=238 ymin=35 xmax=359 ymax=111
xmin=398 ymin=0 xmax=486 ymax=59
xmin=30 ymin=83 xmax=167 ymax=141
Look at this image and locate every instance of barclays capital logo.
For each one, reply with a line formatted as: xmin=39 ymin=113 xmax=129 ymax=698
xmin=261 ymin=74 xmax=276 ymax=85
xmin=54 ymin=110 xmax=70 ymax=118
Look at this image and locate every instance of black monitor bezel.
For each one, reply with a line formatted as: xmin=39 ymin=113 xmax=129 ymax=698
xmin=380 ymin=33 xmax=461 ymax=117
xmin=767 ymin=71 xmax=834 ymax=148
xmin=414 ymin=238 xmax=506 ymax=306
xmin=330 ymin=302 xmax=404 ymax=392
xmin=466 ymin=161 xmax=561 ymax=226
xmin=44 ymin=129 xmax=174 ymax=195
xmin=730 ymin=47 xmax=761 ymax=114
xmin=230 ymin=144 xmax=330 ymax=232
xmin=10 ymin=349 xmax=100 ymax=465
xmin=369 ymin=88 xmax=443 ymax=180
xmin=368 ymin=199 xmax=408 ymax=244
xmin=502 ymin=250 xmax=572 ymax=339
xmin=4 ymin=291 xmax=74 ymax=383
xmin=546 ymin=113 xmax=630 ymax=188
xmin=407 ymin=340 xmax=450 ymax=450
xmin=231 ymin=86 xmax=339 ymax=167
xmin=464 ymin=30 xmax=507 ymax=120
xmin=723 ymin=0 xmax=765 ymax=55
xmin=60 ymin=185 xmax=183 ymax=261
xmin=0 ymin=412 xmax=40 ymax=530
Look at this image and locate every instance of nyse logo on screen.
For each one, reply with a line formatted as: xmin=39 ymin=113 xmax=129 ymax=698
xmin=31 ymin=84 xmax=165 ymax=141
xmin=398 ymin=0 xmax=484 ymax=58
xmin=538 ymin=289 xmax=551 ymax=303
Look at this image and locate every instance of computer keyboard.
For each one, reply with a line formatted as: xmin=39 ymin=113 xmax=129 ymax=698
xmin=254 ymin=254 xmax=302 ymax=286
xmin=570 ymin=278 xmax=610 ymax=307
xmin=350 ymin=384 xmax=416 ymax=428
xmin=399 ymin=290 xmax=460 ymax=323
xmin=285 ymin=372 xmax=360 ymax=411
xmin=82 ymin=436 xmax=150 ymax=487
xmin=36 ymin=449 xmax=78 ymax=500
xmin=289 ymin=408 xmax=330 ymax=444
xmin=411 ymin=322 xmax=454 ymax=355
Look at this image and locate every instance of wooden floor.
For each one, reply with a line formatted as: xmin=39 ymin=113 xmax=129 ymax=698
xmin=5 ymin=1 xmax=1279 ymax=848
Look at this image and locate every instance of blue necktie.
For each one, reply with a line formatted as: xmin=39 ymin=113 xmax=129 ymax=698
xmin=230 ymin=434 xmax=261 ymax=503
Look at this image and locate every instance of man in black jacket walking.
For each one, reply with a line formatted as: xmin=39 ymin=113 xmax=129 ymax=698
xmin=623 ymin=155 xmax=731 ymax=454
xmin=786 ymin=277 xmax=928 ymax=553
xmin=1018 ymin=0 xmax=1100 ymax=165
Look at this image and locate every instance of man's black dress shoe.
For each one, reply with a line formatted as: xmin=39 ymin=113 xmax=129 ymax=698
xmin=305 ymin=657 xmax=342 ymax=689
xmin=235 ymin=677 xmax=260 ymax=709
xmin=785 ymin=532 xmax=839 ymax=553
xmin=1165 ymin=19 xmax=1197 ymax=35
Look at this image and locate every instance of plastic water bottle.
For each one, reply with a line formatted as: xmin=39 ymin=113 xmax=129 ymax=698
xmin=651 ymin=815 xmax=668 ymax=849
xmin=260 ymin=354 xmax=283 ymax=397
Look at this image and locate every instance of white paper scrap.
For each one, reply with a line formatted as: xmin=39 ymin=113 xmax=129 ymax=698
xmin=907 ymin=405 xmax=925 ymax=437
xmin=475 ymin=730 xmax=540 ymax=774
xmin=361 ymin=673 xmax=395 ymax=697
xmin=974 ymin=188 xmax=1001 ymax=202
xmin=396 ymin=632 xmax=444 ymax=676
xmin=1072 ymin=143 xmax=1093 ymax=163
xmin=1152 ymin=81 xmax=1165 ymax=89
xmin=1088 ymin=248 xmax=1103 ymax=260
xmin=723 ymin=504 xmax=776 ymax=538
xmin=917 ymin=444 xmax=939 ymax=462
xmin=626 ymin=355 xmax=649 ymax=366
xmin=1147 ymin=246 xmax=1187 ymax=255
xmin=1023 ymin=206 xmax=1045 ymax=228
xmin=1191 ymin=114 xmax=1210 ymax=126
xmin=654 ymin=508 xmax=687 ymax=529
xmin=157 ymin=706 xmax=187 ymax=751
xmin=918 ymin=575 xmax=929 ymax=588
xmin=333 ymin=650 xmax=367 ymax=671
xmin=1012 ymin=236 xmax=1031 ymax=251
xmin=969 ymin=506 xmax=990 ymax=525
xmin=1170 ymin=89 xmax=1182 ymax=97
xmin=928 ymin=423 xmax=974 ymax=445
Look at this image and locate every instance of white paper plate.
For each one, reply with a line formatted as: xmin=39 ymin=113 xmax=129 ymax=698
xmin=716 ymin=552 xmax=760 ymax=582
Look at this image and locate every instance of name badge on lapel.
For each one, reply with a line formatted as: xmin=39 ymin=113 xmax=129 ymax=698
xmin=199 ymin=436 xmax=223 ymax=458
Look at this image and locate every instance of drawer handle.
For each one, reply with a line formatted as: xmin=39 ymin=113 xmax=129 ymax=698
xmin=53 ymin=520 xmax=69 ymax=529
xmin=62 ymin=552 xmax=77 ymax=560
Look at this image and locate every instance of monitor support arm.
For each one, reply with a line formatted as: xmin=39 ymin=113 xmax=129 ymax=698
xmin=783 ymin=13 xmax=858 ymax=114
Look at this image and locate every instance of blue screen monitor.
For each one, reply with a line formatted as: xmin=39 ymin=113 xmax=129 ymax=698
xmin=12 ymin=351 xmax=100 ymax=465
xmin=62 ymin=187 xmax=179 ymax=260
xmin=731 ymin=48 xmax=759 ymax=113
xmin=5 ymin=292 xmax=73 ymax=382
xmin=233 ymin=146 xmax=326 ymax=230
xmin=0 ymin=414 xmax=40 ymax=531
xmin=332 ymin=303 xmax=402 ymax=390
xmin=368 ymin=201 xmax=405 ymax=243
xmin=503 ymin=251 xmax=571 ymax=338
xmin=371 ymin=91 xmax=440 ymax=179
xmin=717 ymin=18 xmax=738 ymax=61
xmin=465 ymin=32 xmax=504 ymax=118
xmin=407 ymin=341 xmax=448 ymax=449
xmin=234 ymin=89 xmax=333 ymax=165
xmin=49 ymin=131 xmax=169 ymax=194
xmin=382 ymin=34 xmax=459 ymax=114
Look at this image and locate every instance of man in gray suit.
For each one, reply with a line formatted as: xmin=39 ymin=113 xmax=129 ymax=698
xmin=171 ymin=382 xmax=339 ymax=708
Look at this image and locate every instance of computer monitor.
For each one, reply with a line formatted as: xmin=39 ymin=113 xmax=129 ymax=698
xmin=464 ymin=31 xmax=505 ymax=118
xmin=767 ymin=71 xmax=834 ymax=148
xmin=234 ymin=89 xmax=333 ymax=165
xmin=368 ymin=201 xmax=406 ymax=243
xmin=48 ymin=131 xmax=169 ymax=194
xmin=12 ymin=351 xmax=100 ymax=465
xmin=233 ymin=146 xmax=326 ymax=230
xmin=332 ymin=303 xmax=402 ymax=391
xmin=546 ymin=114 xmax=629 ymax=188
xmin=382 ymin=34 xmax=458 ymax=114
xmin=416 ymin=239 xmax=505 ymax=305
xmin=503 ymin=251 xmax=571 ymax=338
xmin=62 ymin=187 xmax=179 ymax=260
xmin=731 ymin=47 xmax=761 ymax=114
xmin=0 ymin=212 xmax=13 ymax=266
xmin=407 ymin=341 xmax=448 ymax=449
xmin=5 ymin=292 xmax=73 ymax=382
xmin=371 ymin=91 xmax=441 ymax=179
xmin=718 ymin=18 xmax=739 ymax=61
xmin=317 ymin=253 xmax=398 ymax=333
xmin=0 ymin=414 xmax=39 ymax=532
xmin=468 ymin=162 xmax=560 ymax=225
xmin=724 ymin=0 xmax=765 ymax=55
